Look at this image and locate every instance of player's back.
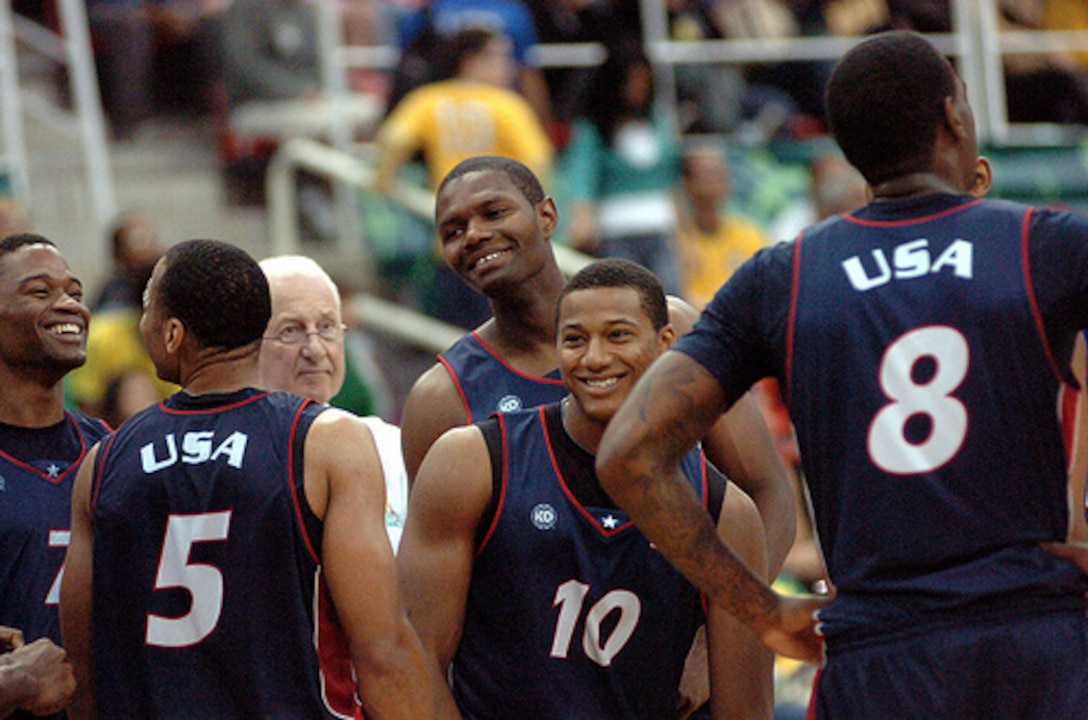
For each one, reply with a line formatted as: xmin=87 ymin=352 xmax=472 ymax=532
xmin=789 ymin=195 xmax=1086 ymax=629
xmin=87 ymin=388 xmax=352 ymax=719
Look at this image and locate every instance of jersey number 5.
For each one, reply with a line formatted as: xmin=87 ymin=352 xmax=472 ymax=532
xmin=146 ymin=511 xmax=232 ymax=648
xmin=869 ymin=326 xmax=969 ymax=475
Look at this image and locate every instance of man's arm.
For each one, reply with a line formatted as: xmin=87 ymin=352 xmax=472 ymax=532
xmin=701 ymin=395 xmax=796 ymax=577
xmin=59 ymin=445 xmax=99 ymax=720
xmin=596 ymin=350 xmax=828 ymax=663
xmin=397 ymin=425 xmax=495 ymax=719
xmin=707 ymin=483 xmax=773 ymax=720
xmin=666 ymin=296 xmax=796 ymax=577
xmin=400 ymin=363 xmax=470 ymax=484
xmin=305 ymin=411 xmax=431 ymax=718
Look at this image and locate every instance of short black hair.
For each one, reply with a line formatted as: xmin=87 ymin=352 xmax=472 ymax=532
xmin=558 ymin=258 xmax=668 ymax=331
xmin=439 ymin=27 xmax=500 ymax=79
xmin=0 ymin=233 xmax=55 ymax=257
xmin=436 ymin=156 xmax=545 ymax=207
xmin=824 ymin=30 xmax=957 ymax=186
xmin=157 ymin=239 xmax=270 ymax=350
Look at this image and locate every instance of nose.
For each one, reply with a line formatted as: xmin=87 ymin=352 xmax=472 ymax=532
xmin=299 ymin=332 xmax=328 ymax=360
xmin=56 ymin=291 xmax=87 ymax=315
xmin=581 ymin=336 xmax=611 ymax=369
xmin=463 ymin=217 xmax=491 ymax=247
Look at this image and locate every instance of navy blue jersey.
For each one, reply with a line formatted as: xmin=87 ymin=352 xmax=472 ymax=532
xmin=452 ymin=404 xmax=709 ymax=719
xmin=677 ymin=194 xmax=1088 ymax=640
xmin=438 ymin=331 xmax=564 ymax=421
xmin=0 ymin=412 xmax=108 ymax=645
xmin=89 ymin=389 xmax=365 ymax=719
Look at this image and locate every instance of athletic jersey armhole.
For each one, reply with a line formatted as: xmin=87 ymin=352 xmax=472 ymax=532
xmin=477 ymin=416 xmax=504 ymax=549
xmin=706 ymin=456 xmax=727 ymax=523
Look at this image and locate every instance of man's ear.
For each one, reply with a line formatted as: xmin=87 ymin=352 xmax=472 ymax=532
xmin=659 ymin=323 xmax=676 ymax=351
xmin=163 ymin=318 xmax=185 ymax=354
xmin=538 ymin=196 xmax=559 ymax=238
xmin=943 ymin=95 xmax=969 ymax=142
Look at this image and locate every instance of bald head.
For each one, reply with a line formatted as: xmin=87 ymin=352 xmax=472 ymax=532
xmin=259 ymin=255 xmax=346 ymax=404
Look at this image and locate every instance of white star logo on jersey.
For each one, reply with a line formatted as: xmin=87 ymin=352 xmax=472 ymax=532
xmin=46 ymin=464 xmax=60 ymax=478
xmin=601 ymin=515 xmax=619 ymax=530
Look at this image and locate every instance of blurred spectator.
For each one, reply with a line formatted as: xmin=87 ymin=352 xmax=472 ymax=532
xmin=66 ymin=215 xmax=174 ymax=417
xmin=667 ymin=0 xmax=748 ymax=134
xmin=674 ymin=139 xmax=771 ymax=309
xmin=374 ymin=26 xmax=554 ymax=328
xmin=392 ymin=0 xmax=553 ymax=127
xmin=0 ymin=197 xmax=31 ymax=238
xmin=92 ymin=210 xmax=162 ymax=312
xmin=99 ymin=368 xmax=162 ymax=429
xmin=564 ymin=34 xmax=683 ymax=294
xmin=88 ymin=0 xmax=227 ymax=139
xmin=770 ymin=145 xmax=869 ymax=240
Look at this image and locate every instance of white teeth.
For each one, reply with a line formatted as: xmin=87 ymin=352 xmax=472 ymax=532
xmin=585 ymin=378 xmax=619 ymax=388
xmin=474 ymin=251 xmax=506 ymax=268
xmin=49 ymin=323 xmax=81 ymax=335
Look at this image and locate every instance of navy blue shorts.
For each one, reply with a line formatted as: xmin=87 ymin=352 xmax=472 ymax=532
xmin=813 ymin=609 xmax=1088 ymax=719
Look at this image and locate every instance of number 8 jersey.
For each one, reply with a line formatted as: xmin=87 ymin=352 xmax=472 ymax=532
xmin=676 ymin=193 xmax=1088 ymax=638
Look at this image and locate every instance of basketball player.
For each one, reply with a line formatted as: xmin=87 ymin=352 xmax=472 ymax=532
xmin=0 ymin=234 xmax=109 ymax=719
xmin=398 ymin=258 xmax=771 ymax=718
xmin=60 ymin=240 xmax=429 ymax=719
xmin=598 ymin=30 xmax=1088 ymax=716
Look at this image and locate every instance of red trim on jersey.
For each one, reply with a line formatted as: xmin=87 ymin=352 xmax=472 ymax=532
xmin=314 ymin=568 xmax=366 ymax=719
xmin=843 ymin=197 xmax=982 ymax=227
xmin=287 ymin=399 xmax=320 ymax=565
xmin=785 ymin=236 xmax=804 ymax=407
xmin=1020 ymin=206 xmax=1070 ymax=388
xmin=0 ymin=411 xmax=92 ymax=486
xmin=1059 ymin=381 xmax=1080 ymax=467
xmin=540 ymin=405 xmax=633 ymax=538
xmin=436 ymin=353 xmax=473 ymax=422
xmin=475 ymin=412 xmax=509 ymax=555
xmin=469 ymin=331 xmax=566 ymax=386
xmin=88 ymin=432 xmax=118 ymax=515
xmin=157 ymin=392 xmax=269 ymax=415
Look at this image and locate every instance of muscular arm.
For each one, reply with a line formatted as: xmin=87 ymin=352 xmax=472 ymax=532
xmin=397 ymin=426 xmax=494 ymax=719
xmin=59 ymin=446 xmax=99 ymax=720
xmin=305 ymin=411 xmax=431 ymax=718
xmin=596 ymin=350 xmax=828 ymax=663
xmin=400 ymin=363 xmax=470 ymax=484
xmin=707 ymin=483 xmax=773 ymax=720
xmin=702 ymin=395 xmax=795 ymax=577
xmin=667 ymin=295 xmax=796 ymax=577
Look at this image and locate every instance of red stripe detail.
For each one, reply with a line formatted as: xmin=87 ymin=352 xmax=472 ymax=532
xmin=784 ymin=236 xmax=803 ymax=407
xmin=1020 ymin=206 xmax=1068 ymax=387
xmin=470 ymin=331 xmax=565 ymax=386
xmin=0 ymin=412 xmax=91 ymax=485
xmin=843 ymin=197 xmax=982 ymax=227
xmin=89 ymin=433 xmax=118 ymax=516
xmin=315 ymin=569 xmax=365 ymax=719
xmin=158 ymin=392 xmax=269 ymax=415
xmin=475 ymin=412 xmax=509 ymax=555
xmin=288 ymin=399 xmax=320 ymax=564
xmin=437 ymin=353 xmax=473 ymax=422
xmin=1060 ymin=382 xmax=1080 ymax=467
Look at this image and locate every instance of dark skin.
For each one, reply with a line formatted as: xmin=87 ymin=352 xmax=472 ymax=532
xmin=402 ymin=167 xmax=796 ymax=573
xmin=595 ymin=70 xmax=984 ymax=663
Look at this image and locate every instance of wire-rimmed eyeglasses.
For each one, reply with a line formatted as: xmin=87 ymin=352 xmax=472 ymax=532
xmin=263 ymin=320 xmax=346 ymax=345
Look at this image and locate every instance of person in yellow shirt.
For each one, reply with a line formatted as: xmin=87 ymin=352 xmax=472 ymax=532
xmin=373 ymin=26 xmax=553 ymax=193
xmin=674 ymin=141 xmax=769 ymax=310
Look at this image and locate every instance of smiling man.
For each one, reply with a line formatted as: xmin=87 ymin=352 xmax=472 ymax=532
xmin=398 ymin=258 xmax=772 ymax=718
xmin=0 ymin=234 xmax=109 ymax=718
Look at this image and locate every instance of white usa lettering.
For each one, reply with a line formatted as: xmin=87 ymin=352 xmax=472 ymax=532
xmin=141 ymin=431 xmax=249 ymax=473
xmin=842 ymin=239 xmax=973 ymax=291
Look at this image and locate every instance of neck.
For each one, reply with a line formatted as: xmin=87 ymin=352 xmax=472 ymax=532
xmin=561 ymin=396 xmax=605 ymax=455
xmin=180 ymin=346 xmax=264 ymax=396
xmin=871 ymin=171 xmax=963 ymax=200
xmin=0 ymin=368 xmax=67 ymax=427
xmin=486 ymin=262 xmax=567 ymax=353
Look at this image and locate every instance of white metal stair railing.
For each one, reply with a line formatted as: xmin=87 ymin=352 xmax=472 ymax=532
xmin=2 ymin=0 xmax=115 ymax=230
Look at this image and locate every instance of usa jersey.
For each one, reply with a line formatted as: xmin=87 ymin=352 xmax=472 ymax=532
xmin=0 ymin=412 xmax=108 ymax=645
xmin=438 ymin=331 xmax=564 ymax=420
xmin=677 ymin=194 xmax=1088 ymax=642
xmin=89 ymin=389 xmax=364 ymax=719
xmin=452 ymin=404 xmax=709 ymax=719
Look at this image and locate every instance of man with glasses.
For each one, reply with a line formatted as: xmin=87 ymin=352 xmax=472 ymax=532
xmin=258 ymin=255 xmax=408 ymax=548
